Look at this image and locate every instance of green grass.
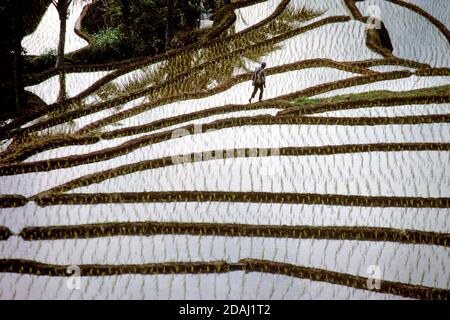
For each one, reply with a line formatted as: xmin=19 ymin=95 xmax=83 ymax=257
xmin=292 ymin=84 xmax=450 ymax=106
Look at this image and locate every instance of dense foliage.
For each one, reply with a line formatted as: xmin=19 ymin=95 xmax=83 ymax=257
xmin=0 ymin=0 xmax=216 ymax=113
xmin=87 ymin=0 xmax=207 ymax=60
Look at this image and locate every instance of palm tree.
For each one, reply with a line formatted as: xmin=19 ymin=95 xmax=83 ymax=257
xmin=52 ymin=0 xmax=72 ymax=69
xmin=53 ymin=0 xmax=85 ymax=101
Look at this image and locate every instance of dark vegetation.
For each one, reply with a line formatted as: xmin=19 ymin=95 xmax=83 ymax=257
xmin=1 ymin=258 xmax=448 ymax=300
xmin=0 ymin=0 xmax=53 ymax=115
xmin=72 ymin=0 xmax=212 ymax=62
xmin=0 ymin=0 xmax=217 ymax=117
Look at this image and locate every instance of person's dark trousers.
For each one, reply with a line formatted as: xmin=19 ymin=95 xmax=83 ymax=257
xmin=250 ymin=84 xmax=264 ymax=101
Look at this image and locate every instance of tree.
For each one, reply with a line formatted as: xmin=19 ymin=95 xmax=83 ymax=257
xmin=1 ymin=0 xmax=54 ymax=113
xmin=178 ymin=0 xmax=203 ymax=31
xmin=117 ymin=0 xmax=130 ymax=29
xmin=53 ymin=0 xmax=72 ymax=69
xmin=10 ymin=2 xmax=25 ymax=110
xmin=0 ymin=0 xmax=25 ymax=111
xmin=165 ymin=0 xmax=174 ymax=51
xmin=52 ymin=0 xmax=80 ymax=101
xmin=179 ymin=0 xmax=187 ymax=31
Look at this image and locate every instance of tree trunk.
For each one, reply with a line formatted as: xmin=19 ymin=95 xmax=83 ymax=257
xmin=11 ymin=3 xmax=24 ymax=110
xmin=180 ymin=0 xmax=187 ymax=31
xmin=55 ymin=1 xmax=69 ymax=68
xmin=165 ymin=0 xmax=174 ymax=51
xmin=119 ymin=0 xmax=130 ymax=27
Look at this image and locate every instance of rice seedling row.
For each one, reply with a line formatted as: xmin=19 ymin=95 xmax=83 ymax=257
xmin=0 ymin=258 xmax=447 ymax=300
xmin=1 ymin=0 xmax=449 ymax=299
xmin=29 ymin=191 xmax=450 ymax=208
xmin=1 ymin=203 xmax=448 ymax=234
xmin=1 ymin=116 xmax=448 ymax=174
xmin=9 ymin=221 xmax=449 ymax=247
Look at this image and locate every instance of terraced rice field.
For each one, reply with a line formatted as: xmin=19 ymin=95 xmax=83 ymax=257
xmin=0 ymin=0 xmax=449 ymax=299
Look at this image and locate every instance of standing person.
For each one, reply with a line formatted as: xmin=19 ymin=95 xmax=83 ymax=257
xmin=249 ymin=62 xmax=266 ymax=103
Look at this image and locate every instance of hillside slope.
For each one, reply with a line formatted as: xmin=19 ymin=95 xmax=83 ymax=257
xmin=0 ymin=0 xmax=449 ymax=300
